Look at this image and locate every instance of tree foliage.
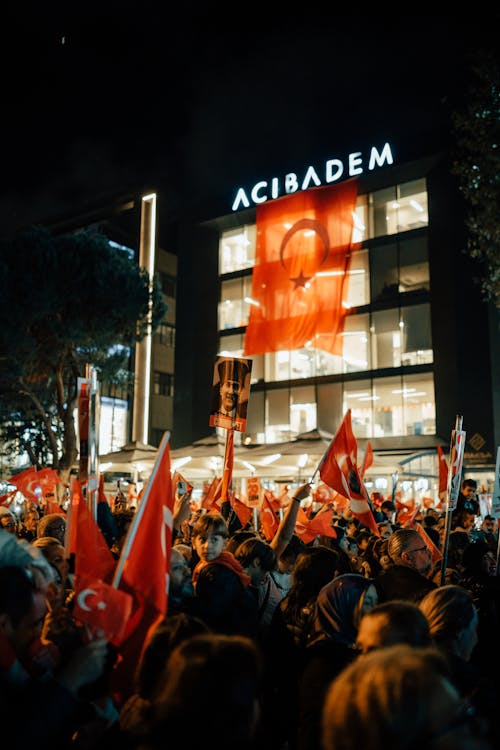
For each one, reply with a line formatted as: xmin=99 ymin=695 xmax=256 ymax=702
xmin=450 ymin=47 xmax=500 ymax=308
xmin=0 ymin=226 xmax=167 ymax=478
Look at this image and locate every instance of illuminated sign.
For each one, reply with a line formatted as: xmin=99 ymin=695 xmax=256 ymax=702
xmin=231 ymin=142 xmax=394 ymax=211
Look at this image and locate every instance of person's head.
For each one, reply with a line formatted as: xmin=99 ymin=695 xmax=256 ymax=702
xmin=354 ymin=529 xmax=372 ymax=552
xmin=0 ymin=507 xmax=17 ymax=534
xmin=481 ymin=515 xmax=496 ymax=534
xmin=234 ymin=538 xmax=277 ymax=587
xmin=37 ymin=513 xmax=66 ymax=545
xmin=169 ymin=547 xmax=193 ymax=599
xmin=455 ymin=510 xmax=476 ymax=532
xmin=135 ymin=613 xmax=210 ymax=700
xmin=461 ymin=478 xmax=477 ymax=500
xmin=284 ymin=545 xmax=346 ymax=611
xmin=322 ymin=644 xmax=491 ymax=750
xmin=22 ymin=507 xmax=40 ymax=531
xmin=307 ymin=573 xmax=378 ymax=647
xmin=146 ymin=633 xmax=263 ymax=750
xmin=377 ymin=521 xmax=393 ymax=539
xmin=462 ymin=539 xmax=497 ymax=578
xmin=380 ymin=500 xmax=396 ymax=521
xmin=277 ymin=533 xmax=307 ymax=575
xmin=0 ymin=565 xmax=47 ymax=662
xmin=31 ymin=536 xmax=69 ymax=583
xmin=419 ymin=585 xmax=479 ymax=662
xmin=356 ymin=599 xmax=431 ymax=654
xmin=191 ymin=512 xmax=229 ymax=562
xmin=388 ymin=528 xmax=433 ymax=576
xmin=216 ymin=358 xmax=250 ymax=414
xmin=225 ymin=530 xmax=257 ymax=555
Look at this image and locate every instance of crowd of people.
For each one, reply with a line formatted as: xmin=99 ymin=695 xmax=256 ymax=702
xmin=0 ymin=475 xmax=498 ymax=749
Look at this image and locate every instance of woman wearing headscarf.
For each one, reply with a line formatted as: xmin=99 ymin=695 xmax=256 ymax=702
xmin=296 ymin=573 xmax=378 ymax=750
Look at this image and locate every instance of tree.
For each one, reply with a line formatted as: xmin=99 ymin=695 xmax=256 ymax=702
xmin=450 ymin=47 xmax=500 ymax=308
xmin=0 ymin=226 xmax=167 ymax=483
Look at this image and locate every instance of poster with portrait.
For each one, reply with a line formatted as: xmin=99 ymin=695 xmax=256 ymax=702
xmin=209 ymin=355 xmax=252 ymax=432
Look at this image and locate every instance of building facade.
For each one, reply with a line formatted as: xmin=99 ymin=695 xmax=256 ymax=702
xmin=173 ymin=147 xmax=500 ymax=495
xmin=41 ymin=145 xmax=499 ymax=499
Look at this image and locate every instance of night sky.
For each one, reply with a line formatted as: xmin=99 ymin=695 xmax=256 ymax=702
xmin=0 ymin=11 xmax=494 ymax=234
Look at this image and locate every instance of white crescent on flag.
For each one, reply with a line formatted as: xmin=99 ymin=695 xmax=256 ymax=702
xmin=77 ymin=588 xmax=99 ymax=612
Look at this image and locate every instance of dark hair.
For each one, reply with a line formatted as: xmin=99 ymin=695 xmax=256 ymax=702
xmin=37 ymin=513 xmax=66 ymax=539
xmin=359 ymin=600 xmax=431 ymax=650
xmin=462 ymin=478 xmax=477 ymax=490
xmin=136 ymin=613 xmax=210 ymax=699
xmin=235 ymin=538 xmax=277 ymax=572
xmin=225 ymin=530 xmax=257 ymax=555
xmin=419 ymin=585 xmax=476 ymax=646
xmin=191 ymin=512 xmax=229 ymax=540
xmin=281 ymin=545 xmax=345 ymax=622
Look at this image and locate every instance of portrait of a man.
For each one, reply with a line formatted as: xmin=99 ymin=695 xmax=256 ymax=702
xmin=209 ymin=356 xmax=252 ymax=431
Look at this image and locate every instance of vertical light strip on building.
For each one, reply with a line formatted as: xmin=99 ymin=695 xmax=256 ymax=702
xmin=133 ymin=192 xmax=157 ymax=444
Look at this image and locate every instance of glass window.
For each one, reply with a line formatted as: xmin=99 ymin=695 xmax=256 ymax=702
xmin=342 ymin=313 xmax=371 ymax=373
xmin=371 ymin=179 xmax=428 ymax=238
xmin=372 ymin=376 xmax=404 ymax=437
xmin=399 ymin=236 xmax=429 ymax=294
xmin=343 ymin=379 xmax=373 ymax=438
xmin=219 ymin=225 xmax=256 ymax=274
xmin=155 ymin=323 xmax=175 ymax=347
xmin=99 ymin=397 xmax=128 ymax=454
xmin=266 ymin=389 xmax=291 ymax=442
xmin=401 ymin=372 xmax=436 ymax=436
xmin=219 ymin=276 xmax=253 ymax=330
xmin=345 ymin=247 xmax=369 ymax=307
xmin=401 ymin=304 xmax=433 ymax=366
xmin=317 ymin=382 xmax=343 ymax=434
xmin=245 ymin=390 xmax=265 ymax=444
xmin=371 ymin=309 xmax=402 ymax=369
xmin=370 ymin=242 xmax=399 ymax=303
xmin=290 ymin=385 xmax=317 ymax=435
xmin=153 ymin=371 xmax=174 ymax=397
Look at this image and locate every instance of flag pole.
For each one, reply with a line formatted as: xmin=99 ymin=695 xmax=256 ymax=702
xmin=440 ymin=415 xmax=465 ymax=585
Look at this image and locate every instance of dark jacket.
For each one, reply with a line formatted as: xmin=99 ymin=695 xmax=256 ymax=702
xmin=190 ymin=562 xmax=259 ymax=637
xmin=375 ymin=564 xmax=437 ymax=604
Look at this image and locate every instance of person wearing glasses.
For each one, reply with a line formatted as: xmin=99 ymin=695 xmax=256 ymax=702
xmin=0 ymin=506 xmax=17 ymax=535
xmin=374 ymin=527 xmax=437 ymax=604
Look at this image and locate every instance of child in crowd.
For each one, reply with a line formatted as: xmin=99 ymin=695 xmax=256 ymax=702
xmin=189 ymin=512 xmax=259 ymax=637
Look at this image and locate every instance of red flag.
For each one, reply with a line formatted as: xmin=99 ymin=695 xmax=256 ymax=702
xmin=415 ymin=522 xmax=442 ymax=565
xmin=201 ymin=477 xmax=222 ymax=511
xmin=73 ymin=574 xmax=132 ymax=642
xmin=243 ymin=179 xmax=359 ymax=356
xmin=295 ymin=506 xmax=337 ymax=544
xmin=111 ymin=432 xmax=174 ymax=705
xmin=260 ymin=491 xmax=280 ymax=541
xmin=437 ymin=445 xmax=448 ymax=508
xmin=70 ymin=479 xmax=129 ymax=640
xmin=361 ymin=441 xmax=374 ymax=478
xmin=312 ymin=482 xmax=336 ymax=505
xmin=72 ymin=480 xmax=116 ymax=583
xmin=318 ymin=410 xmax=379 ymax=535
xmin=220 ymin=429 xmax=234 ymax=504
xmin=9 ymin=466 xmax=39 ymax=503
xmin=230 ymin=493 xmax=252 ymax=529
